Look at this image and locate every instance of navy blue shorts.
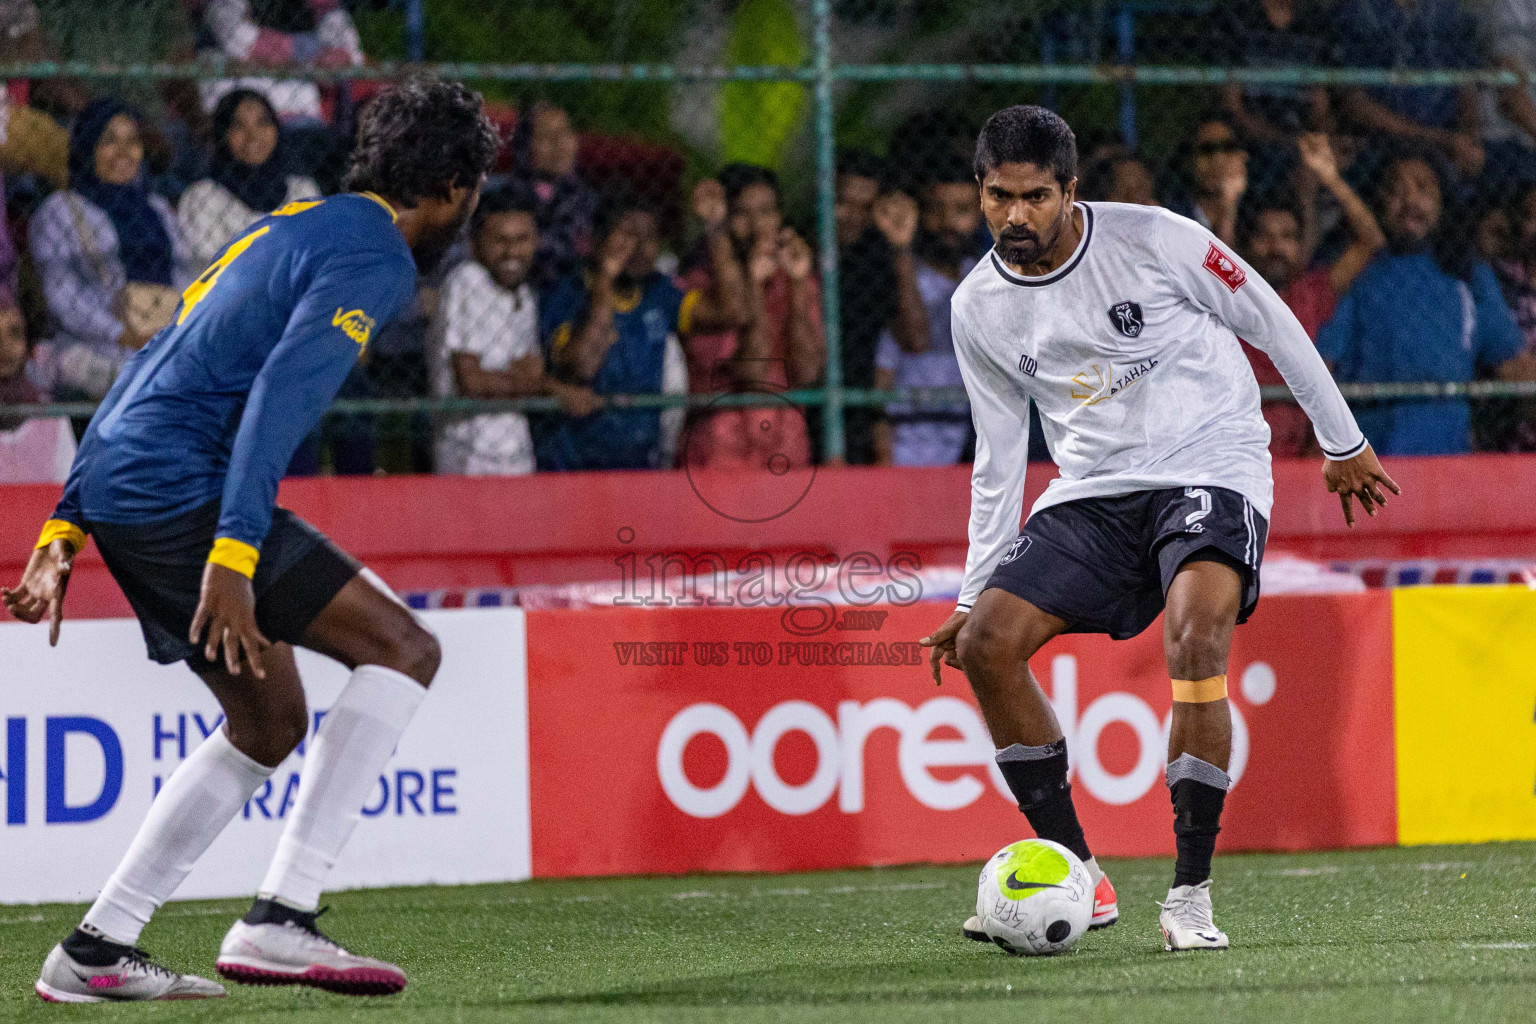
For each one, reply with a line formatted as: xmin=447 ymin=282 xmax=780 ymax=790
xmin=86 ymin=502 xmax=360 ymax=671
xmin=983 ymin=486 xmax=1268 ymax=641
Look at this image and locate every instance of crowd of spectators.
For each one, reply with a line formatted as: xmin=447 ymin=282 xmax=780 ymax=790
xmin=3 ymin=0 xmax=1536 ymax=483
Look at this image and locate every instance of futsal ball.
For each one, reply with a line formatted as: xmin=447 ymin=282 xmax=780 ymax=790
xmin=975 ymin=838 xmax=1094 ymax=955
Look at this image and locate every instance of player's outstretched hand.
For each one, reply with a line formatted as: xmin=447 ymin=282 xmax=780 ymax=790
xmin=919 ymin=609 xmax=968 ymax=686
xmin=1323 ymin=444 xmax=1401 ymax=527
xmin=1 ymin=539 xmax=75 ymax=645
xmin=190 ymin=563 xmax=271 ymax=679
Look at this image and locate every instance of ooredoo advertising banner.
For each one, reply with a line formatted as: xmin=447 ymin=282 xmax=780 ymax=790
xmin=0 ymin=609 xmax=531 ymax=904
xmin=524 ymin=594 xmax=1396 ymax=878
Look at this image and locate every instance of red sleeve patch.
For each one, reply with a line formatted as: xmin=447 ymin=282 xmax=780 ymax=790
xmin=1203 ymin=242 xmax=1247 ymax=292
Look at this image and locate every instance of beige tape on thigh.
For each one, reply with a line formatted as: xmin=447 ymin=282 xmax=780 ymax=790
xmin=1171 ymin=674 xmax=1228 ymax=704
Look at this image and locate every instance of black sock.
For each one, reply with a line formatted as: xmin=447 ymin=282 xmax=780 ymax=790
xmin=995 ymin=739 xmax=1092 ymax=864
xmin=1171 ymin=778 xmax=1226 ymax=887
xmin=62 ymin=926 xmax=132 ymax=967
xmin=243 ymin=897 xmax=315 ymax=928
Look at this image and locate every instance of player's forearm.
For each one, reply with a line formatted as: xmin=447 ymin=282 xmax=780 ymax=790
xmin=890 ymin=247 xmax=931 ymax=353
xmin=1252 ymin=315 xmax=1365 ymax=458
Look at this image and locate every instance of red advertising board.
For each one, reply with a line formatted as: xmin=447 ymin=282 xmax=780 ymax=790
xmin=525 ymin=592 xmax=1395 ymax=878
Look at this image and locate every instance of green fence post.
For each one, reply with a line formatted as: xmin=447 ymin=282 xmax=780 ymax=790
xmin=811 ymin=0 xmax=844 ymax=462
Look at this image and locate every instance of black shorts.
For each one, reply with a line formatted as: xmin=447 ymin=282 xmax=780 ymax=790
xmin=983 ymin=486 xmax=1268 ymax=641
xmin=86 ymin=502 xmax=360 ymax=671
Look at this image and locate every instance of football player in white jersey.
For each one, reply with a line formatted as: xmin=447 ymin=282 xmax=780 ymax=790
xmin=921 ymin=106 xmax=1398 ymax=952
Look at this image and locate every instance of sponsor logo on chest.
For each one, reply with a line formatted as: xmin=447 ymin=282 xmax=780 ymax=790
xmin=1068 ymin=358 xmax=1159 ymax=406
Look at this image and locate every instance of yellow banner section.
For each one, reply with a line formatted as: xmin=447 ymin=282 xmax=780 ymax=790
xmin=1394 ymin=587 xmax=1536 ymax=845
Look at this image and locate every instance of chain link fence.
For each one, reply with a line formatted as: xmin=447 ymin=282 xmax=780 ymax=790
xmin=1 ymin=0 xmax=1534 ymax=480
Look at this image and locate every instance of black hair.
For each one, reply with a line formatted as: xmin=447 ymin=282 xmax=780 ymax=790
xmin=1377 ymin=148 xmax=1474 ymax=281
xmin=343 ymin=77 xmax=500 ymax=206
xmin=921 ymin=150 xmax=979 ymax=189
xmin=973 ymin=105 xmax=1077 ymax=189
xmin=716 ymin=162 xmax=779 ymax=206
xmin=1237 ymin=192 xmax=1306 ymax=247
xmin=592 ymin=185 xmax=659 ymax=245
xmin=471 ymin=184 xmax=538 ymax=235
xmin=836 ymin=148 xmax=891 ymax=188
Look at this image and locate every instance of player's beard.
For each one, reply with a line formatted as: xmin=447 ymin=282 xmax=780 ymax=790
xmin=994 ymin=203 xmax=1068 ymax=269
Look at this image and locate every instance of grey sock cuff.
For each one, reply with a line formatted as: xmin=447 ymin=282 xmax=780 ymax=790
xmin=1166 ymin=753 xmax=1231 ymax=791
xmin=996 ymin=739 xmax=1066 ymax=763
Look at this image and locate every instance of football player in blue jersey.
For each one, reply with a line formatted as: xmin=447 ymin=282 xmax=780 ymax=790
xmin=5 ymin=78 xmax=498 ymax=1002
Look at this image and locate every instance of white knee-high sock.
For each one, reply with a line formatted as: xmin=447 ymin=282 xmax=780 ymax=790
xmin=83 ymin=728 xmax=274 ymax=945
xmin=258 ymin=665 xmax=426 ymax=911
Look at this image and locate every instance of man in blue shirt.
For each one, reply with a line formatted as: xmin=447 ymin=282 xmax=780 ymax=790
xmin=1317 ymin=153 xmax=1522 ymax=454
xmin=536 ymin=184 xmax=747 ymax=470
xmin=5 ymin=80 xmax=497 ymax=1002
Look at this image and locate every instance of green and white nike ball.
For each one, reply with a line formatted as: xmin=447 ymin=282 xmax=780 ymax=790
xmin=975 ymin=838 xmax=1093 ymax=955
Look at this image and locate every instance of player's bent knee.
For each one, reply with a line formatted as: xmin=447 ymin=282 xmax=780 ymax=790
xmin=1165 ymin=615 xmax=1233 ymax=681
xmin=956 ymin=612 xmax=1016 ymax=686
xmin=388 ymin=621 xmax=441 ymax=688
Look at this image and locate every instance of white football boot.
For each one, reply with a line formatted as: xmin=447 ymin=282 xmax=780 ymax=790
xmin=216 ymin=906 xmax=406 ymax=996
xmin=1158 ymin=880 xmax=1229 ymax=951
xmin=35 ymin=941 xmax=225 ymax=1003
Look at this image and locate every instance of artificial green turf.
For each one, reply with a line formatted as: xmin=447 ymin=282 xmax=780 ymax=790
xmin=2 ymin=842 xmax=1532 ymax=1023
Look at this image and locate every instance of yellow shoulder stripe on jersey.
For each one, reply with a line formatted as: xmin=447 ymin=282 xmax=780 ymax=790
xmin=35 ymin=519 xmax=86 ymax=553
xmin=333 ymin=307 xmax=376 ymax=347
xmin=208 ymin=537 xmax=260 ymax=578
xmin=359 ymin=191 xmax=398 ymax=222
xmin=179 ymin=226 xmax=270 ymax=325
xmin=271 ymin=198 xmax=324 ymax=217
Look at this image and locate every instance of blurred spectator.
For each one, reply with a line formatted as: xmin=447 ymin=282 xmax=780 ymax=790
xmin=0 ymin=292 xmax=74 ymax=482
xmin=0 ymin=0 xmax=73 ymax=191
xmin=195 ymin=0 xmax=363 ymax=121
xmin=873 ymin=153 xmax=978 ymax=467
xmin=1486 ymin=182 xmax=1536 ymax=451
xmin=680 ymin=163 xmax=824 ymax=472
xmin=1480 ymin=0 xmax=1536 ymax=206
xmin=511 ymin=101 xmax=598 ymax=289
xmin=1241 ymin=134 xmax=1386 ymax=456
xmin=430 ymin=188 xmax=598 ymax=476
xmin=834 ymin=149 xmax=929 ymax=465
xmin=1220 ymin=0 xmax=1334 ymax=143
xmin=535 ymin=185 xmax=748 ymax=471
xmin=177 ymin=88 xmax=319 ymax=270
xmin=29 ymin=98 xmax=192 ymax=401
xmin=1172 ymin=118 xmax=1248 ymax=246
xmin=1317 ymin=153 xmax=1522 ymax=455
xmin=1335 ymin=0 xmax=1485 ymax=182
xmin=1081 ymin=149 xmax=1159 ymax=206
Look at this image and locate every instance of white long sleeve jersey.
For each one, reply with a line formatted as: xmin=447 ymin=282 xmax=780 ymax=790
xmin=952 ymin=202 xmax=1365 ymax=610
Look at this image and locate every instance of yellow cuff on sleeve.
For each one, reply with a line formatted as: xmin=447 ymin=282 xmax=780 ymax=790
xmin=208 ymin=537 xmax=260 ymax=579
xmin=677 ymin=289 xmax=702 ymax=336
xmin=35 ymin=519 xmax=86 ymax=553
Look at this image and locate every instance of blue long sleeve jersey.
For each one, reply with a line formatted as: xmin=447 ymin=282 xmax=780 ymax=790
xmin=47 ymin=192 xmax=415 ymax=573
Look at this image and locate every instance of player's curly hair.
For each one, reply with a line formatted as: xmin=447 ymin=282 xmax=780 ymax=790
xmin=344 ymin=77 xmax=500 ymax=207
xmin=974 ymin=105 xmax=1076 ymax=189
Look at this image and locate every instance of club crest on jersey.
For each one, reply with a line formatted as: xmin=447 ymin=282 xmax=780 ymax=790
xmin=332 ymin=307 xmax=375 ymax=346
xmin=1107 ymin=301 xmax=1143 ymax=337
xmin=1203 ymin=243 xmax=1247 ymax=292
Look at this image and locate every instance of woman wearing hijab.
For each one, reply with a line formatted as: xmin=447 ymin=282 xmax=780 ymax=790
xmin=28 ymin=96 xmax=192 ymax=400
xmin=178 ymin=88 xmax=319 ymax=270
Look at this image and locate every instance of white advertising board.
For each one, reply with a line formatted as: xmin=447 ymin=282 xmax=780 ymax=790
xmin=0 ymin=608 xmax=530 ymax=904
